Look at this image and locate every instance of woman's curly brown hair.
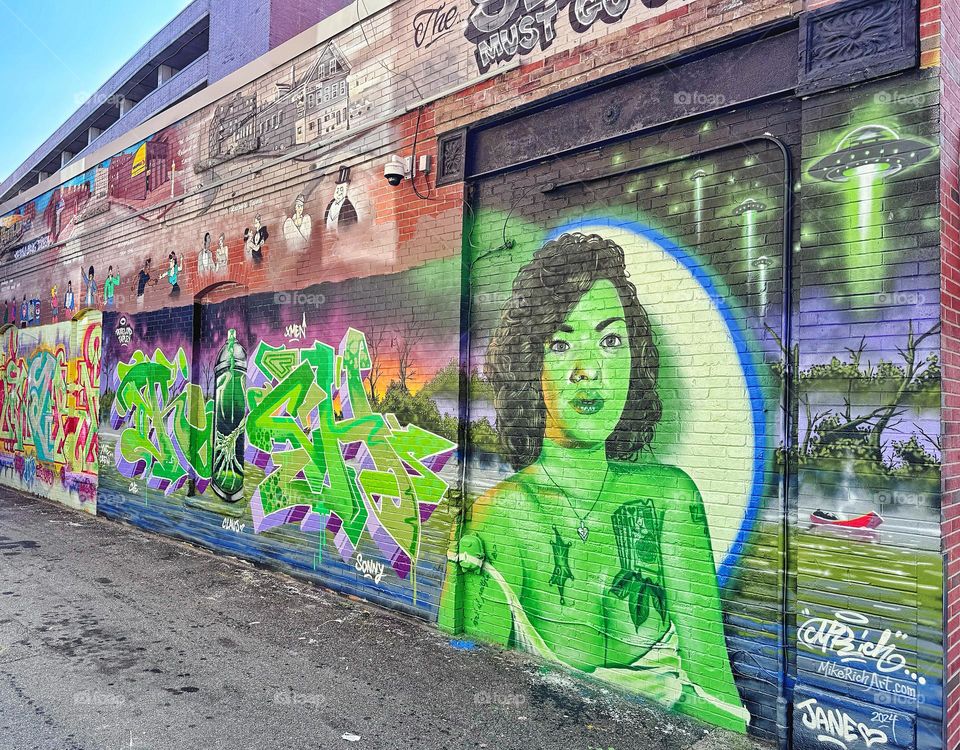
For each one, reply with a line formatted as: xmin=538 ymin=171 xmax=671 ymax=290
xmin=486 ymin=232 xmax=661 ymax=470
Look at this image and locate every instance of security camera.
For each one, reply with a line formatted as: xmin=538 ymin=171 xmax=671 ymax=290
xmin=384 ymin=155 xmax=411 ymax=187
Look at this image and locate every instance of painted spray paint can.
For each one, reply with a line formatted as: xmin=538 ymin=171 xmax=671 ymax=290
xmin=211 ymin=328 xmax=246 ymax=502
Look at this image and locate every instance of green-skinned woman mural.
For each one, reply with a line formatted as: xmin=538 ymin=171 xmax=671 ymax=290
xmin=442 ymin=233 xmax=748 ymax=731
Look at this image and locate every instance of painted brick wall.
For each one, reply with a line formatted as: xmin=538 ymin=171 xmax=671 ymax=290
xmin=453 ymin=99 xmax=798 ymax=739
xmin=795 ymin=70 xmax=943 ymax=750
xmin=0 ymin=313 xmax=102 ymax=514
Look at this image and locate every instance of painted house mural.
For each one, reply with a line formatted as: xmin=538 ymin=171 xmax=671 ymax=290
xmin=202 ymin=42 xmax=351 ymax=172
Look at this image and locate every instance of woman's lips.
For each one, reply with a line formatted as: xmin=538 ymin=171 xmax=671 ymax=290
xmin=570 ymin=392 xmax=605 ymax=415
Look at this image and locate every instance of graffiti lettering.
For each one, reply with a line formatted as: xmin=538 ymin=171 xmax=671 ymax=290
xmin=285 ymin=312 xmax=307 ymax=342
xmin=71 ymin=323 xmax=101 ymax=472
xmin=0 ymin=321 xmax=100 ymax=509
xmin=221 ymin=517 xmax=246 ymax=534
xmin=798 ymin=609 xmax=922 ymax=683
xmin=466 ymin=0 xmax=673 ymax=72
xmin=12 ymin=235 xmax=49 ymax=261
xmin=355 ymin=552 xmax=385 ymax=584
xmin=467 ymin=0 xmax=559 ymax=73
xmin=112 ymin=348 xmax=213 ymax=493
xmin=112 ymin=329 xmax=455 ymax=593
xmin=246 ymin=329 xmax=455 ymax=592
xmin=115 ymin=316 xmax=133 ymax=348
xmin=796 ymin=698 xmax=889 ymax=750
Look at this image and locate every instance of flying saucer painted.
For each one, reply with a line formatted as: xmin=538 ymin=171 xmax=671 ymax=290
xmin=733 ymin=198 xmax=766 ymax=216
xmin=809 ymin=125 xmax=933 ymax=184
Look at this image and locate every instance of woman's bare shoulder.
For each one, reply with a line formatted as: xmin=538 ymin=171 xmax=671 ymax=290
xmin=610 ymin=460 xmax=699 ymax=501
xmin=466 ymin=467 xmax=542 ymax=530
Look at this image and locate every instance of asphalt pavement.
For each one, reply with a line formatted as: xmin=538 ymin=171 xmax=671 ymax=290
xmin=0 ymin=488 xmax=762 ymax=750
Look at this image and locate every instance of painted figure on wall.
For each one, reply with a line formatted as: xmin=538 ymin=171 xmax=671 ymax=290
xmin=198 ymin=232 xmax=215 ymax=275
xmin=445 ymin=233 xmax=747 ymax=730
xmin=215 ymin=233 xmax=229 ymax=272
xmin=134 ymin=258 xmax=152 ymax=308
xmin=19 ymin=295 xmax=28 ymax=327
xmin=103 ymin=266 xmax=120 ymax=308
xmin=82 ymin=265 xmax=97 ymax=308
xmin=324 ymin=167 xmax=357 ymax=234
xmin=283 ymin=194 xmax=313 ymax=248
xmin=162 ymin=252 xmax=184 ymax=297
xmin=64 ymin=281 xmax=75 ymax=316
xmin=50 ymin=287 xmax=59 ymax=322
xmin=244 ymin=215 xmax=268 ymax=264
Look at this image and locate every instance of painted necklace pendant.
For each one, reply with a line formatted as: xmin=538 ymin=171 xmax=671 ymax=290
xmin=577 ymin=522 xmax=589 ymax=542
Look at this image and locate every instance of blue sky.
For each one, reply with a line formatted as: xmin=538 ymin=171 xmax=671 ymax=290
xmin=0 ymin=0 xmax=190 ymax=183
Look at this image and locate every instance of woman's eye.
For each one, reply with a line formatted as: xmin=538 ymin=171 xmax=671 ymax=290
xmin=548 ymin=340 xmax=571 ymax=354
xmin=600 ymin=333 xmax=623 ymax=349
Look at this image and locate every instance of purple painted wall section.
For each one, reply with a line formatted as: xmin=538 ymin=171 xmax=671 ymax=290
xmin=268 ymin=0 xmax=355 ymax=49
xmin=207 ymin=0 xmax=271 ymax=82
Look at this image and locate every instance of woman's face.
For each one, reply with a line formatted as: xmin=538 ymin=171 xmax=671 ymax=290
xmin=541 ymin=279 xmax=631 ymax=448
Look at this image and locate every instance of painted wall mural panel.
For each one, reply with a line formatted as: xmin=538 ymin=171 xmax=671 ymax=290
xmin=0 ymin=155 xmax=409 ymax=333
xmin=0 ymin=314 xmax=102 ymax=512
xmin=793 ymin=74 xmax=942 ymax=750
xmin=96 ymin=261 xmax=462 ymax=617
xmin=444 ymin=119 xmax=790 ymax=735
xmin=439 ymin=76 xmax=944 ymax=749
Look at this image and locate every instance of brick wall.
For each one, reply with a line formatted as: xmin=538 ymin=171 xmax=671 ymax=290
xmin=454 ymin=99 xmax=797 ymax=739
xmin=795 ymin=70 xmax=943 ymax=750
xmin=922 ymin=0 xmax=942 ymax=68
xmin=939 ymin=0 xmax=959 ymax=746
xmin=208 ymin=0 xmax=273 ymax=81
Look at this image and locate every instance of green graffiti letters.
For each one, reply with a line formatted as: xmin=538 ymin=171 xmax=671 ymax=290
xmin=113 ymin=348 xmax=212 ymax=493
xmin=112 ymin=329 xmax=455 ymax=586
xmin=247 ymin=329 xmax=455 ymax=584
